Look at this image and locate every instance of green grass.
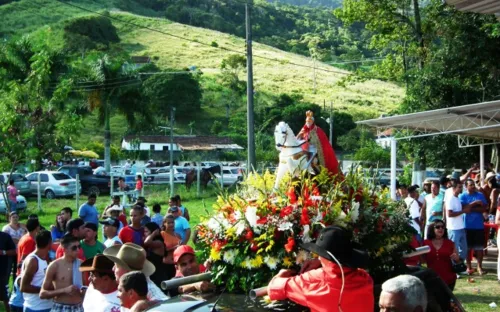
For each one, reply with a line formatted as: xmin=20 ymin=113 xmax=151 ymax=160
xmin=454 ymin=272 xmax=500 ymax=311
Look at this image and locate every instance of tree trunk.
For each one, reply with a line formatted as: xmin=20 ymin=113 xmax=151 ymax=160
xmin=412 ymin=0 xmax=425 ymax=69
xmin=104 ymin=103 xmax=111 ymax=172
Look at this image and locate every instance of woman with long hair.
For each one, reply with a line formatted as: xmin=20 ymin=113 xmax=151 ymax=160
xmin=161 ymin=215 xmax=181 ymax=280
xmin=2 ymin=212 xmax=26 ymax=280
xmin=423 ymin=220 xmax=460 ymax=290
xmin=50 ymin=214 xmax=66 ymax=242
xmin=143 ymin=222 xmax=169 ymax=292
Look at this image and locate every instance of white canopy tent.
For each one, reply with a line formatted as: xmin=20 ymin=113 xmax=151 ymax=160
xmin=445 ymin=0 xmax=500 ymax=20
xmin=357 ymin=100 xmax=500 ymax=199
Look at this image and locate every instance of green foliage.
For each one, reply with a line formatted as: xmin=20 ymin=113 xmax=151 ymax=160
xmin=63 ymin=15 xmax=120 ymax=53
xmin=220 ymin=54 xmax=246 ymax=93
xmin=337 ymin=127 xmax=375 ymax=152
xmin=210 ymin=120 xmax=223 ymax=135
xmin=142 ymin=71 xmax=202 ymax=119
xmin=354 ymin=141 xmax=391 ymax=167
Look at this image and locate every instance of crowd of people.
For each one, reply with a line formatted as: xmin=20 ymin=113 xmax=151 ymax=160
xmin=0 ymin=193 xmax=212 ymax=312
xmin=400 ymin=164 xmax=500 ymax=292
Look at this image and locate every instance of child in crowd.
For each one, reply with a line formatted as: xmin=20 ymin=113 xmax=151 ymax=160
xmin=151 ymin=204 xmax=163 ymax=227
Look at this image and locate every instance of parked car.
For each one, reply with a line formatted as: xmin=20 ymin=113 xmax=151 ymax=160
xmin=213 ymin=167 xmax=244 ymax=186
xmin=0 ymin=193 xmax=27 ymax=214
xmin=0 ymin=172 xmax=31 ymax=196
xmin=58 ymin=166 xmax=117 ymax=196
xmin=25 ymin=171 xmax=81 ymax=199
xmin=144 ymin=167 xmax=186 ymax=184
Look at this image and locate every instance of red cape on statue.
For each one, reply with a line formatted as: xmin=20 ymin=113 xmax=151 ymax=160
xmin=298 ymin=124 xmax=340 ymax=176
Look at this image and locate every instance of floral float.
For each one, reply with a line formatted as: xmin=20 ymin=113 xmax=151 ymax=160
xmin=195 ymin=167 xmax=415 ymax=293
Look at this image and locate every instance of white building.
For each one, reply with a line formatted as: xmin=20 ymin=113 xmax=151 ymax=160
xmin=121 ymin=135 xmax=243 ymax=152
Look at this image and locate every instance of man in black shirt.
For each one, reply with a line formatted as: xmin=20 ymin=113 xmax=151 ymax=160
xmin=0 ymin=231 xmax=17 ymax=312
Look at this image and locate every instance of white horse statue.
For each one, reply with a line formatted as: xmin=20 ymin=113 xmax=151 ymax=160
xmin=274 ymin=121 xmax=315 ymax=189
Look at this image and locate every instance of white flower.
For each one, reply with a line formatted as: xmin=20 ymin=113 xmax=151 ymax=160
xmin=206 ymin=216 xmax=222 ymax=232
xmin=296 ymin=250 xmax=309 ymax=264
xmin=244 ymin=257 xmax=253 ymax=270
xmin=234 ymin=220 xmax=246 ymax=236
xmin=223 ymin=249 xmax=239 ymax=265
xmin=311 ymin=209 xmax=323 ymax=223
xmin=302 ymin=224 xmax=313 ymax=243
xmin=311 ymin=195 xmax=323 ymax=201
xmin=264 ymin=256 xmax=279 ymax=270
xmin=350 ymin=201 xmax=360 ymax=222
xmin=278 ymin=222 xmax=293 ymax=232
xmin=245 ymin=206 xmax=258 ymax=227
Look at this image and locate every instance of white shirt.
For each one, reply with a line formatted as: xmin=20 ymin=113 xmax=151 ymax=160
xmin=446 ymin=195 xmax=465 ymax=230
xmin=405 ymin=197 xmax=421 ymax=235
xmin=21 ymin=253 xmax=53 ymax=310
xmin=83 ymin=284 xmax=121 ymax=312
xmin=444 ymin=188 xmax=454 ymax=204
xmin=147 ymin=278 xmax=168 ymax=301
xmin=104 ymin=236 xmax=123 ymax=248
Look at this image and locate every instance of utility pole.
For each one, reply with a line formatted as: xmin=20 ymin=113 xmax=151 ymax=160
xmin=313 ymin=58 xmax=316 ymax=93
xmin=329 ymin=101 xmax=333 ymax=146
xmin=246 ymin=0 xmax=256 ymax=170
xmin=169 ymin=107 xmax=176 ymax=197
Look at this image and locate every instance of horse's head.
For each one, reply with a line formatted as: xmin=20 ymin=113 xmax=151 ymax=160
xmin=274 ymin=121 xmax=296 ymax=150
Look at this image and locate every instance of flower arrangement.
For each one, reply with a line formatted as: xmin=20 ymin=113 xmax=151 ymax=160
xmin=195 ymin=167 xmax=415 ymax=293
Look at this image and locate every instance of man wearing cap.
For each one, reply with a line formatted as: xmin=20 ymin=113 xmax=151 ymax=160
xmin=105 ymin=196 xmax=127 ymax=227
xmin=81 ymin=223 xmax=105 ymax=259
xmin=103 ymin=243 xmax=168 ymax=301
xmin=267 ymin=226 xmax=373 ymax=312
xmin=405 ymin=185 xmax=423 ymax=242
xmin=421 ymin=181 xmax=444 ymax=239
xmin=101 ymin=205 xmax=124 ymax=240
xmin=100 ymin=218 xmax=123 ymax=248
xmin=168 ymin=206 xmax=190 ymax=245
xmin=17 ymin=219 xmax=41 ymax=275
xmin=56 ymin=219 xmax=86 ymax=261
xmin=80 ymin=255 xmax=120 ymax=312
xmin=171 ymin=245 xmax=213 ymax=295
xmin=422 ymin=179 xmax=432 ymax=197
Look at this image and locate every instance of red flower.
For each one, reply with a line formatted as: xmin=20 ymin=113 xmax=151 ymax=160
xmin=257 ymin=217 xmax=268 ymax=225
xmin=212 ymin=239 xmax=227 ymax=251
xmin=303 ymin=187 xmax=310 ymax=199
xmin=312 ymin=185 xmax=320 ymax=196
xmin=284 ymin=237 xmax=295 ymax=253
xmin=280 ymin=205 xmax=294 ymax=218
xmin=245 ymin=229 xmax=254 ymax=240
xmin=250 ymin=242 xmax=259 ymax=252
xmin=300 ymin=208 xmax=310 ymax=225
xmin=287 ymin=187 xmax=297 ymax=204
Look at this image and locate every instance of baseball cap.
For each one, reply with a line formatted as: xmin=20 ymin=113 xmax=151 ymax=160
xmin=99 ymin=218 xmax=120 ymax=228
xmin=173 ymin=245 xmax=195 ymax=263
xmin=84 ymin=222 xmax=98 ymax=232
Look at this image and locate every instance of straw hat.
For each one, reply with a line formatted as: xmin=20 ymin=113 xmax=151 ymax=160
xmin=103 ymin=243 xmax=155 ymax=277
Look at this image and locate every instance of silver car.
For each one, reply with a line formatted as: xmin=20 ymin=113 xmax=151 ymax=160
xmin=25 ymin=171 xmax=81 ymax=199
xmin=0 ymin=173 xmax=31 ymax=196
xmin=0 ymin=194 xmax=27 ymax=214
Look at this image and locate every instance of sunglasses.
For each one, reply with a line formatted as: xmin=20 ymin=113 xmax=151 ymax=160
xmin=434 ymin=225 xmax=444 ymax=230
xmin=71 ymin=245 xmax=81 ymax=251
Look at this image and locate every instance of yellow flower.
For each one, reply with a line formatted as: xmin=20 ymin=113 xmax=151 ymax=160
xmin=283 ymin=257 xmax=293 ymax=268
xmin=210 ymin=248 xmax=221 ymax=261
xmin=250 ymin=255 xmax=263 ymax=268
xmin=225 ymin=227 xmax=236 ymax=238
xmin=265 ymin=240 xmax=275 ymax=252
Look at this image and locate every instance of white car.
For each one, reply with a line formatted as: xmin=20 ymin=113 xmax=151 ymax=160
xmin=213 ymin=167 xmax=244 ymax=186
xmin=25 ymin=171 xmax=81 ymax=199
xmin=0 ymin=193 xmax=27 ymax=214
xmin=144 ymin=167 xmax=186 ymax=184
xmin=0 ymin=172 xmax=31 ymax=196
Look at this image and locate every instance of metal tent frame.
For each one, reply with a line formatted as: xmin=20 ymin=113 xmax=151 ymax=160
xmin=357 ymin=100 xmax=500 ymax=199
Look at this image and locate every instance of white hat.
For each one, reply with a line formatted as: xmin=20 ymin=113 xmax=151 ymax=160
xmin=485 ymin=171 xmax=496 ymax=182
xmin=106 ymin=205 xmax=123 ymax=213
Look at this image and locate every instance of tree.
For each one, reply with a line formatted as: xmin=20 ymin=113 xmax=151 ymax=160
xmin=220 ymin=54 xmax=246 ymax=93
xmin=73 ymin=53 xmax=150 ymax=171
xmin=211 ymin=120 xmax=223 ymax=135
xmin=63 ymin=15 xmax=120 ymax=55
xmin=142 ymin=70 xmax=202 ymax=119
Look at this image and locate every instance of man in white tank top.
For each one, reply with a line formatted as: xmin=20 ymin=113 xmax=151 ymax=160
xmin=20 ymin=230 xmax=54 ymax=312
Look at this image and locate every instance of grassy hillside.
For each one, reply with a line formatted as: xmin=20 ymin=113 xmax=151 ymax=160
xmin=114 ymin=12 xmax=404 ymax=120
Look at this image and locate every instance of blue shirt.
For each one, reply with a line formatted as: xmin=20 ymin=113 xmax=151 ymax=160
xmin=174 ymin=216 xmax=190 ymax=242
xmin=459 ymin=191 xmax=487 ymax=229
xmin=51 ymin=227 xmax=65 ymax=241
xmin=151 ymin=213 xmax=163 ymax=227
xmin=78 ymin=203 xmax=99 ymax=225
xmin=9 ymin=276 xmax=24 ymax=307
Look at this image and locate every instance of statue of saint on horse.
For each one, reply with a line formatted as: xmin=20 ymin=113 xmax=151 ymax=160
xmin=274 ymin=111 xmax=340 ymax=189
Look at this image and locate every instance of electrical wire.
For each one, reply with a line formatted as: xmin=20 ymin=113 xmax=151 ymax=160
xmin=52 ymin=0 xmax=350 ymax=75
xmin=326 ymin=251 xmax=345 ymax=312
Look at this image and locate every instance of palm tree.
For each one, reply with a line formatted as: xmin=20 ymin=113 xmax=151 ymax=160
xmin=77 ymin=54 xmax=149 ymax=171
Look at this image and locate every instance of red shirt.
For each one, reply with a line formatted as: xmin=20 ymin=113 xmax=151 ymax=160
xmin=136 ymin=180 xmax=143 ymax=190
xmin=423 ymin=239 xmax=457 ymax=285
xmin=404 ymin=235 xmax=421 ymax=266
xmin=268 ymin=260 xmax=374 ymax=312
xmin=118 ymin=214 xmax=128 ymax=227
xmin=17 ymin=234 xmax=36 ymax=274
xmin=55 ymin=244 xmax=85 ymax=261
xmin=119 ymin=226 xmax=144 ymax=246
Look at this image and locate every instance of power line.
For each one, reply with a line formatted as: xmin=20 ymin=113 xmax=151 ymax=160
xmin=52 ymin=0 xmax=350 ymax=75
